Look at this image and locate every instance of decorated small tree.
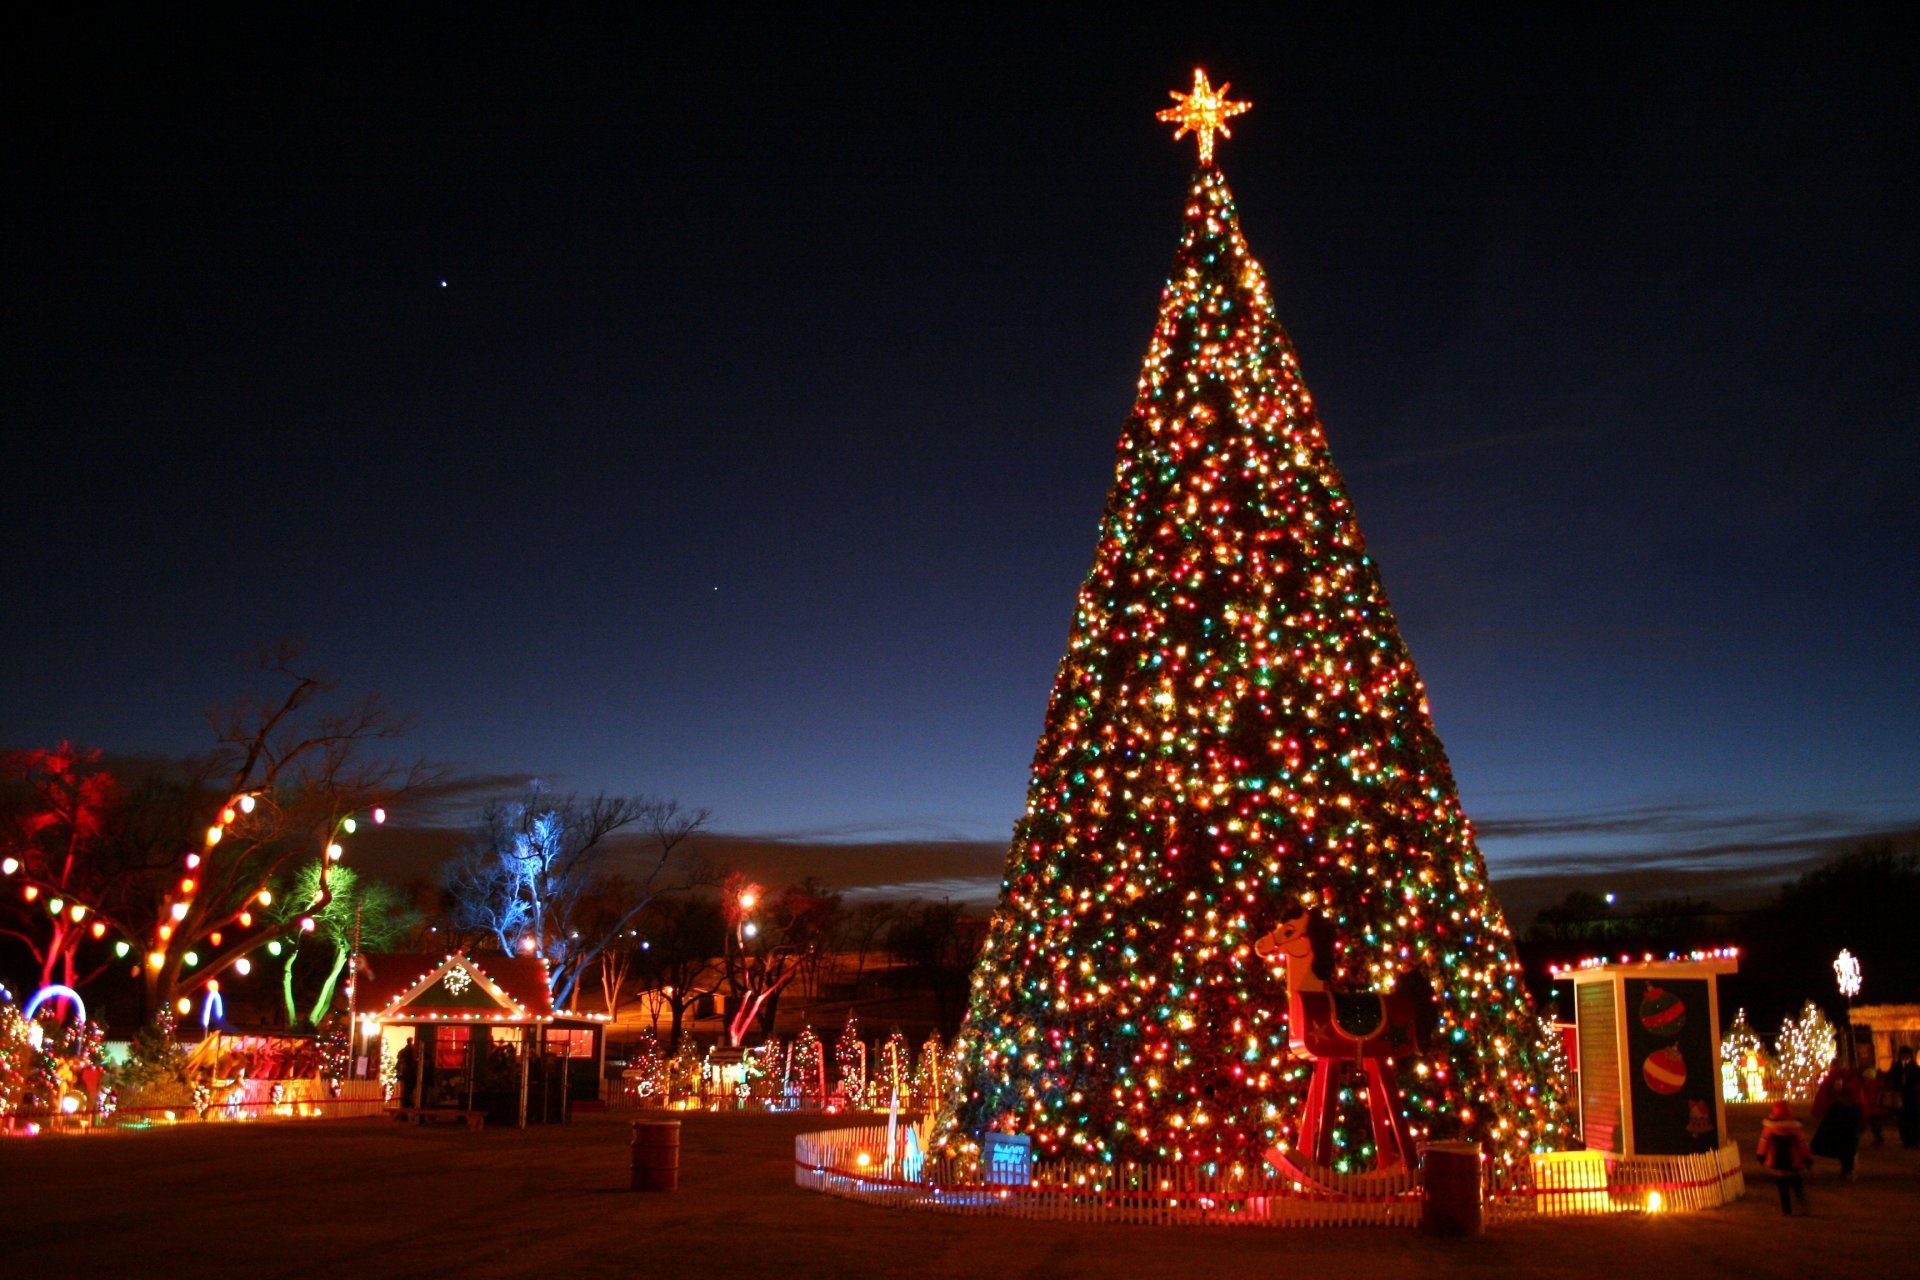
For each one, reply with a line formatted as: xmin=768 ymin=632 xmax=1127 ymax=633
xmin=937 ymin=72 xmax=1572 ymax=1175
xmin=1774 ymin=1001 xmax=1835 ymax=1099
xmin=834 ymin=1015 xmax=867 ymax=1106
xmin=870 ymin=1030 xmax=911 ymax=1109
xmin=788 ymin=1026 xmax=826 ymax=1105
xmin=668 ymin=1036 xmax=703 ymax=1103
xmin=111 ymin=1005 xmax=194 ymax=1118
xmin=628 ymin=1029 xmax=668 ymax=1103
xmin=916 ymin=1031 xmax=947 ymax=1113
xmin=1719 ymin=1009 xmax=1773 ymax=1103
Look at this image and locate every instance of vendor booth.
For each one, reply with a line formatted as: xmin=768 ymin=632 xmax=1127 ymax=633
xmin=356 ymin=952 xmax=607 ymax=1128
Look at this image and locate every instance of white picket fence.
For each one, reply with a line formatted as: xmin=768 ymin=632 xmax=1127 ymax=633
xmin=796 ymin=1125 xmax=1745 ymax=1229
xmin=796 ymin=1124 xmax=1421 ymax=1228
xmin=1493 ymin=1142 xmax=1745 ymax=1218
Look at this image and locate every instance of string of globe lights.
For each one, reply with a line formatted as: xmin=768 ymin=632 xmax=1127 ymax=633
xmin=1 ymin=793 xmax=388 ymax=1019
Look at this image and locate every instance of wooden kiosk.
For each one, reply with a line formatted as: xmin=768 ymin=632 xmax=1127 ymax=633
xmin=358 ymin=952 xmax=608 ymax=1129
xmin=1553 ymin=950 xmax=1738 ymax=1156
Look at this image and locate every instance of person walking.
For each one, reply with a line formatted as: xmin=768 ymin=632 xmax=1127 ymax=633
xmin=1757 ymin=1100 xmax=1813 ymax=1214
xmin=396 ymin=1036 xmax=419 ymax=1109
xmin=1884 ymin=1045 xmax=1920 ymax=1150
xmin=1811 ymin=1056 xmax=1870 ymax=1179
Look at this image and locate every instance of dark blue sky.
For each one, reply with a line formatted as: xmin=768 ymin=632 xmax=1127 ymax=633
xmin=6 ymin=8 xmax=1915 ymax=902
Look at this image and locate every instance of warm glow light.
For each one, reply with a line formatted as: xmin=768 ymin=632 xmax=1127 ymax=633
xmin=1157 ymin=68 xmax=1251 ymax=165
xmin=327 ymin=843 xmax=344 ymax=861
xmin=170 ymin=902 xmax=189 ymax=921
xmin=222 ymin=807 xmax=236 ymax=823
xmin=257 ymin=889 xmax=273 ymax=906
xmin=71 ymin=904 xmax=88 ymax=922
xmin=239 ymin=794 xmax=257 ymax=813
xmin=185 ymin=853 xmax=201 ymax=869
xmin=299 ymin=916 xmax=316 ymax=933
xmin=739 ymin=891 xmax=757 ymax=910
xmin=175 ymin=998 xmax=192 ymax=1015
xmin=239 ymin=911 xmax=252 ymax=927
xmin=206 ymin=825 xmax=223 ymax=846
xmin=1835 ymin=949 xmax=1863 ymax=999
xmin=23 ymin=886 xmax=38 ymax=902
xmin=91 ymin=921 xmax=107 ymax=938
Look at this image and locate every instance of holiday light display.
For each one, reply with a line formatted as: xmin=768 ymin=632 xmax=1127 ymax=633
xmin=835 ymin=1015 xmax=867 ymax=1104
xmin=1719 ymin=1008 xmax=1772 ymax=1103
xmin=937 ymin=71 xmax=1572 ymax=1174
xmin=628 ymin=1029 xmax=668 ymax=1101
xmin=1773 ymin=1001 xmax=1835 ymax=1099
xmin=871 ymin=1030 xmax=911 ymax=1109
xmin=787 ymin=1026 xmax=826 ymax=1104
xmin=916 ymin=1031 xmax=947 ymax=1112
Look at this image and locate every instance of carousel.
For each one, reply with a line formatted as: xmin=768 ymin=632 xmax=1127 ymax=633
xmin=354 ymin=951 xmax=607 ymax=1128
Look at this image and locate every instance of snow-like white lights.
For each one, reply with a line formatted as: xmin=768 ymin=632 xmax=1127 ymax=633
xmin=1835 ymin=949 xmax=1862 ymax=999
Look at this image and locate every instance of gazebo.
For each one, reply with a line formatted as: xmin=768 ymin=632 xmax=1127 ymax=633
xmin=355 ymin=951 xmax=608 ymax=1128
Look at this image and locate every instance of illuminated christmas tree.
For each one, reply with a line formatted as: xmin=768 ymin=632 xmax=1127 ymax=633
xmin=1719 ymin=1008 xmax=1772 ymax=1103
xmin=938 ymin=71 xmax=1572 ymax=1173
xmin=1773 ymin=1001 xmax=1834 ymax=1099
xmin=834 ymin=1015 xmax=867 ymax=1104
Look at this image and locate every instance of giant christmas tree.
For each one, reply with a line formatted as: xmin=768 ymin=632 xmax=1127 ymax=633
xmin=938 ymin=72 xmax=1571 ymax=1176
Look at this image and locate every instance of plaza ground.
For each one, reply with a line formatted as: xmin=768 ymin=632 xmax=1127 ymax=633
xmin=3 ymin=1105 xmax=1915 ymax=1279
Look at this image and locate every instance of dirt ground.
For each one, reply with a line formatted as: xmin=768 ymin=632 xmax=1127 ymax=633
xmin=2 ymin=1104 xmax=1915 ymax=1279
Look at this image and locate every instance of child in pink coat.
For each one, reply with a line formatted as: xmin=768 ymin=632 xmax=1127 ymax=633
xmin=1757 ymin=1099 xmax=1813 ymax=1215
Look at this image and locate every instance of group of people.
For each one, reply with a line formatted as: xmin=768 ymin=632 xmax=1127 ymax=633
xmin=1756 ymin=1046 xmax=1919 ymax=1215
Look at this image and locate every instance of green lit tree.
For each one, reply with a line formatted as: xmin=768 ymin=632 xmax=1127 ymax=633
xmin=937 ymin=73 xmax=1571 ymax=1174
xmin=270 ymin=863 xmax=416 ymax=1029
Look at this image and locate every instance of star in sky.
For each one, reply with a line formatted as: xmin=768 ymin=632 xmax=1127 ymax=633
xmin=1157 ymin=68 xmax=1250 ymax=165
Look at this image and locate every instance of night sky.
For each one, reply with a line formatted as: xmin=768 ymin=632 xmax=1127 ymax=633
xmin=6 ymin=9 xmax=1915 ymax=909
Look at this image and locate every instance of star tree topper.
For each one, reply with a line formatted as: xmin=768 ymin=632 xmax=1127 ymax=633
xmin=1157 ymin=68 xmax=1250 ymax=165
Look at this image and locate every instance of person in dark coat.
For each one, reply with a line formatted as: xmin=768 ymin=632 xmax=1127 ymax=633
xmin=1757 ymin=1100 xmax=1813 ymax=1214
xmin=1884 ymin=1046 xmax=1920 ymax=1150
xmin=1811 ymin=1056 xmax=1870 ymax=1178
xmin=395 ymin=1037 xmax=419 ymax=1109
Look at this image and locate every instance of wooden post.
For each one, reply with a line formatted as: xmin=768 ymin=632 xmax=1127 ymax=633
xmin=518 ymin=1027 xmax=530 ymax=1129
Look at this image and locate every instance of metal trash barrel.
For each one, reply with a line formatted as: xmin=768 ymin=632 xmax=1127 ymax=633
xmin=631 ymin=1120 xmax=681 ymax=1192
xmin=1420 ymin=1141 xmax=1483 ymax=1236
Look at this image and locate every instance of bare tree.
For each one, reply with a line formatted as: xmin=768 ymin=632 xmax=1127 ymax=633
xmin=128 ymin=645 xmax=428 ymax=1012
xmin=884 ymin=900 xmax=983 ymax=1035
xmin=443 ymin=784 xmax=709 ymax=1008
xmin=632 ymin=894 xmax=728 ymax=1048
xmin=720 ymin=873 xmax=839 ymax=1047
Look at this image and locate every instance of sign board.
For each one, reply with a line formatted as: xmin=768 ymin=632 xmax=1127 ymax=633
xmin=981 ymin=1131 xmax=1033 ymax=1186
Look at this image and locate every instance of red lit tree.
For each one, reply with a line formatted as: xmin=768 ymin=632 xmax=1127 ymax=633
xmin=720 ymin=874 xmax=838 ymax=1047
xmin=0 ymin=744 xmax=120 ymax=993
xmin=937 ymin=73 xmax=1572 ymax=1175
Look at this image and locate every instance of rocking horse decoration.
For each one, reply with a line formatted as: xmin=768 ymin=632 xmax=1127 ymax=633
xmin=1253 ymin=904 xmax=1436 ymax=1175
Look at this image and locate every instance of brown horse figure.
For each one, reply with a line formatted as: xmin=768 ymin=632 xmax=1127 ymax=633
xmin=1253 ymin=906 xmax=1433 ymax=1172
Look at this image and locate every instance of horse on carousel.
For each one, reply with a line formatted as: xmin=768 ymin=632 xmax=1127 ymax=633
xmin=1253 ymin=904 xmax=1435 ymax=1173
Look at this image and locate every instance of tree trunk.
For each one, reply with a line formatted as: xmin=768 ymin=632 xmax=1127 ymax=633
xmin=306 ymin=946 xmax=350 ymax=1026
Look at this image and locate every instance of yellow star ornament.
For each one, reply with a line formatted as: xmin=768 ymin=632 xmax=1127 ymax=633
xmin=1157 ymin=68 xmax=1250 ymax=165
